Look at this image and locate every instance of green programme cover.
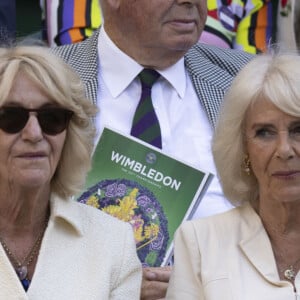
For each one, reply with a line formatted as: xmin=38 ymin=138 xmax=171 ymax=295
xmin=77 ymin=127 xmax=213 ymax=267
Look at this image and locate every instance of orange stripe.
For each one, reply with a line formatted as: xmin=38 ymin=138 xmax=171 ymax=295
xmin=255 ymin=4 xmax=268 ymax=52
xmin=74 ymin=0 xmax=87 ymax=26
xmin=69 ymin=0 xmax=87 ymax=43
xmin=68 ymin=29 xmax=85 ymax=43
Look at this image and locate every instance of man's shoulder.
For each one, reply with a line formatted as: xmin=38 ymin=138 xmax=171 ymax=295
xmin=185 ymin=43 xmax=254 ymax=75
xmin=51 ymin=31 xmax=99 ymax=89
xmin=51 ymin=30 xmax=99 ymax=68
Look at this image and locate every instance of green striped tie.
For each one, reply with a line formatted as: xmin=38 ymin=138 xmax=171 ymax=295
xmin=130 ymin=69 xmax=162 ymax=148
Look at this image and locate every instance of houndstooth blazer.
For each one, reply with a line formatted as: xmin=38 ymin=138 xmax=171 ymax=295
xmin=52 ymin=29 xmax=253 ymax=128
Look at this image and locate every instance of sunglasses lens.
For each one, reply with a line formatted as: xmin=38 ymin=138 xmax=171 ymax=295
xmin=38 ymin=108 xmax=73 ymax=135
xmin=0 ymin=107 xmax=73 ymax=135
xmin=0 ymin=107 xmax=29 ymax=133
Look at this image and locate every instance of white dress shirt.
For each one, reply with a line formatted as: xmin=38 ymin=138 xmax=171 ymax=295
xmin=95 ymin=27 xmax=234 ymax=218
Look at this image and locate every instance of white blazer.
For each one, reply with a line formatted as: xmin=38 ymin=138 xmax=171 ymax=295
xmin=0 ymin=194 xmax=142 ymax=299
xmin=166 ymin=203 xmax=300 ymax=300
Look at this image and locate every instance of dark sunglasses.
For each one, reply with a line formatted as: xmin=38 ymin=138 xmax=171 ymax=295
xmin=0 ymin=106 xmax=73 ymax=135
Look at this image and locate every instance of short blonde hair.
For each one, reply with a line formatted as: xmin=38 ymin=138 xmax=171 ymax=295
xmin=212 ymin=51 xmax=300 ymax=205
xmin=0 ymin=45 xmax=97 ymax=198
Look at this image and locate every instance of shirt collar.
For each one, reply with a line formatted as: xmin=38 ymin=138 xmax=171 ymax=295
xmin=50 ymin=194 xmax=84 ymax=236
xmin=158 ymin=59 xmax=186 ymax=99
xmin=98 ymin=27 xmax=186 ymax=99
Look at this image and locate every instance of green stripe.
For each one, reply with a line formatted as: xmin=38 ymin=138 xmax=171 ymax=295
xmin=139 ymin=124 xmax=161 ymax=142
xmin=132 ymin=96 xmax=152 ymax=125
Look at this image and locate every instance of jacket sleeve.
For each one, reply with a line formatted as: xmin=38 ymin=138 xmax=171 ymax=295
xmin=166 ymin=221 xmax=204 ymax=299
xmin=110 ymin=223 xmax=142 ymax=300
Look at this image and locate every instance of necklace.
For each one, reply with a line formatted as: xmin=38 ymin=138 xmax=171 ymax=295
xmin=0 ymin=219 xmax=48 ymax=290
xmin=282 ymin=258 xmax=300 ymax=281
xmin=271 ymin=243 xmax=300 ymax=282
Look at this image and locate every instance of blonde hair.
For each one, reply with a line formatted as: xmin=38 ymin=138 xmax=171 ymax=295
xmin=212 ymin=51 xmax=300 ymax=205
xmin=0 ymin=45 xmax=97 ymax=198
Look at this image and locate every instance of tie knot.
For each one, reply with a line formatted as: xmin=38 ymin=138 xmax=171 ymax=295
xmin=138 ymin=69 xmax=160 ymax=88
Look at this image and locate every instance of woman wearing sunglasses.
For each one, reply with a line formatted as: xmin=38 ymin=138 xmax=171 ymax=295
xmin=0 ymin=45 xmax=142 ymax=299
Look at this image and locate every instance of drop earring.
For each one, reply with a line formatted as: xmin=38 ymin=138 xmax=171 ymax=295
xmin=243 ymin=155 xmax=251 ymax=175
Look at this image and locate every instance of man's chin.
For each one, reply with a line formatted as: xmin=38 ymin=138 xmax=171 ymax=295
xmin=168 ymin=38 xmax=198 ymax=51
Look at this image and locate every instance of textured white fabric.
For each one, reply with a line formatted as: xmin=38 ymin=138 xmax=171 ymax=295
xmin=0 ymin=194 xmax=142 ymax=299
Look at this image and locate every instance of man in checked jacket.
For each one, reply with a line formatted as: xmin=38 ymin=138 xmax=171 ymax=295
xmin=53 ymin=0 xmax=253 ymax=299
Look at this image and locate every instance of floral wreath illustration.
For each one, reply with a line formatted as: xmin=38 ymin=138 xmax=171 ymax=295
xmin=78 ymin=178 xmax=169 ymax=267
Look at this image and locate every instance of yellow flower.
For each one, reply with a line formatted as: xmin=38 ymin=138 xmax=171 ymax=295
xmin=132 ymin=218 xmax=145 ymax=243
xmin=101 ymin=188 xmax=139 ymax=222
xmin=86 ymin=195 xmax=100 ymax=209
xmin=102 ymin=205 xmax=122 ymax=218
xmin=144 ymin=224 xmax=159 ymax=239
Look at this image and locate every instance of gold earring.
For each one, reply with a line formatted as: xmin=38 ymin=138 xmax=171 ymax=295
xmin=243 ymin=155 xmax=251 ymax=176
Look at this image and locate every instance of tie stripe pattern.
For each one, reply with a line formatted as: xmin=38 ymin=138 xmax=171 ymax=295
xmin=130 ymin=69 xmax=162 ymax=148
